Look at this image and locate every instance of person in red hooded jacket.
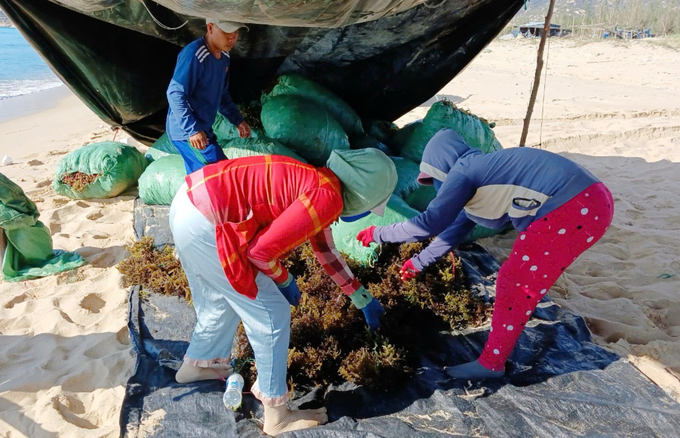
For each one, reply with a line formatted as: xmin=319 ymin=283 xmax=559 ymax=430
xmin=170 ymin=149 xmax=396 ymax=436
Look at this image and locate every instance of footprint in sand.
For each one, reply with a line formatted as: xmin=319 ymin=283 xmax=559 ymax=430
xmin=49 ymin=222 xmax=62 ymax=234
xmin=53 ymin=198 xmax=70 ymax=207
xmin=79 ymin=293 xmax=105 ymax=314
xmin=83 ymin=341 xmax=112 ymax=359
xmin=42 ymin=345 xmax=69 ymax=371
xmin=116 ymin=326 xmax=131 ymax=346
xmin=27 ymin=159 xmax=44 ymax=166
xmin=86 ymin=211 xmax=104 ymax=221
xmin=75 ymin=201 xmax=89 ymax=208
xmin=36 ymin=179 xmax=51 ymax=188
xmin=52 ymin=393 xmax=97 ymax=430
xmin=4 ymin=293 xmax=27 ymax=309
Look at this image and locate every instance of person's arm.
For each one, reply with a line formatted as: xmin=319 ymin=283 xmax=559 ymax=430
xmin=310 ymin=227 xmax=385 ymax=330
xmin=410 ymin=211 xmax=476 ymax=271
xmin=218 ymin=70 xmax=244 ymax=127
xmin=246 ymin=188 xmax=342 ymax=286
xmin=166 ymin=50 xmax=201 ymax=138
xmin=308 ymin=228 xmax=362 ymax=296
xmin=374 ymin=171 xmax=476 ymax=244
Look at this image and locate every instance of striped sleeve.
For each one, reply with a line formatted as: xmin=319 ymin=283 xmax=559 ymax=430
xmin=309 ymin=228 xmax=361 ymax=296
xmin=247 ymin=188 xmax=343 ymax=286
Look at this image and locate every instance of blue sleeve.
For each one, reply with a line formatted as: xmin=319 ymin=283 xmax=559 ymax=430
xmin=410 ymin=211 xmax=475 ymax=270
xmin=219 ymin=71 xmax=244 ymax=127
xmin=374 ymin=171 xmax=476 ymax=244
xmin=166 ymin=50 xmax=200 ymax=137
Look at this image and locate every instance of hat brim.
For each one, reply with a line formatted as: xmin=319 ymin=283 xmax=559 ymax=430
xmin=217 ymin=22 xmax=248 ymax=33
xmin=370 ymin=199 xmax=389 ymax=217
xmin=417 ymin=171 xmax=434 ymax=185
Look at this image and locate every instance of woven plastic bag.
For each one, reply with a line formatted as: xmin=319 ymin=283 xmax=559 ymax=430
xmin=264 ymin=75 xmax=364 ymax=139
xmin=261 ymin=95 xmax=350 ymax=166
xmin=54 ymin=141 xmax=148 ymax=199
xmin=138 ymin=155 xmax=187 ymax=205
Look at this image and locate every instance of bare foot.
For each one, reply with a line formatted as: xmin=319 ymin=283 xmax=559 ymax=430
xmin=175 ymin=362 xmax=233 ymax=383
xmin=263 ymin=404 xmax=328 ymax=436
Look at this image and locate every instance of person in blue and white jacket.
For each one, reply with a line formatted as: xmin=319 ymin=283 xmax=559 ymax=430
xmin=166 ymin=18 xmax=251 ymax=174
xmin=357 ymin=128 xmax=614 ymax=380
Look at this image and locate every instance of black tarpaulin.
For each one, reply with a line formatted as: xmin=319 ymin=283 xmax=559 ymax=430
xmin=0 ymin=0 xmax=525 ymax=144
xmin=120 ymin=244 xmax=680 ymax=437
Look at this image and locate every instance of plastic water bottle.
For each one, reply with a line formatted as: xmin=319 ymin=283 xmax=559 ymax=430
xmin=223 ymin=373 xmax=244 ymax=410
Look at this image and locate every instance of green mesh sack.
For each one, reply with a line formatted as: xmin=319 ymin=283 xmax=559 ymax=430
xmin=400 ymin=100 xmax=502 ymax=163
xmin=261 ymin=95 xmax=350 ymax=166
xmin=388 ymin=120 xmax=422 ymax=155
xmin=350 ymin=136 xmax=392 ymax=155
xmin=221 ymin=137 xmax=307 ymax=163
xmin=390 ymin=157 xmax=422 ymax=199
xmin=364 ymin=119 xmax=398 ymax=145
xmin=213 ymin=112 xmax=265 ymax=143
xmin=1 ymin=173 xmax=85 ymax=281
xmin=331 ymin=195 xmax=419 ymax=265
xmin=145 ymin=133 xmax=180 ymax=162
xmin=389 ymin=156 xmax=437 ymax=212
xmin=0 ymin=173 xmax=39 ymax=230
xmin=138 ymin=155 xmax=187 ymax=205
xmin=403 ymin=185 xmax=437 ymax=212
xmin=263 ymin=75 xmax=364 ymax=139
xmin=54 ymin=141 xmax=148 ymax=199
xmin=464 ymin=223 xmax=513 ymax=244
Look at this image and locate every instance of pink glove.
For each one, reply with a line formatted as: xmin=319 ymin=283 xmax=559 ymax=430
xmin=400 ymin=259 xmax=420 ymax=281
xmin=356 ymin=226 xmax=377 ymax=247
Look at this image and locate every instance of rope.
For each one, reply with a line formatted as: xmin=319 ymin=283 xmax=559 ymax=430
xmin=140 ymin=0 xmax=188 ymax=31
xmin=538 ymin=36 xmax=551 ymax=149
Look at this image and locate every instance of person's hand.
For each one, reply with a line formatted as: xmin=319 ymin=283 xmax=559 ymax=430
xmin=237 ymin=121 xmax=251 ymax=138
xmin=399 ymin=259 xmax=420 ymax=281
xmin=276 ymin=275 xmax=301 ymax=306
xmin=356 ymin=226 xmax=376 ymax=247
xmin=189 ymin=131 xmax=208 ymax=150
xmin=361 ymin=298 xmax=386 ymax=331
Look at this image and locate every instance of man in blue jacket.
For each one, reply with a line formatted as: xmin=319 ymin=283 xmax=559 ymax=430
xmin=166 ymin=18 xmax=251 ymax=174
xmin=357 ymin=129 xmax=613 ymax=380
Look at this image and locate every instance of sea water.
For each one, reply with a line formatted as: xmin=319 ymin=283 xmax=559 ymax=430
xmin=0 ymin=27 xmax=62 ymax=100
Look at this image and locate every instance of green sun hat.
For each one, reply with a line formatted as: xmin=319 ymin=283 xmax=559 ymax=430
xmin=326 ymin=149 xmax=397 ymax=217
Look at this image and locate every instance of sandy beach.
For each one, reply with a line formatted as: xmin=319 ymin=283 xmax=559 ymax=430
xmin=1 ymin=36 xmax=679 ymax=436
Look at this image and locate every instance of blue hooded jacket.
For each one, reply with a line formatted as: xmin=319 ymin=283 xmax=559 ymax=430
xmin=374 ymin=129 xmax=600 ymax=270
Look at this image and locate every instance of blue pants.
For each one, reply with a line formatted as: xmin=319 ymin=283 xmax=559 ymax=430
xmin=170 ymin=185 xmax=291 ymax=406
xmin=172 ymin=136 xmax=227 ymax=174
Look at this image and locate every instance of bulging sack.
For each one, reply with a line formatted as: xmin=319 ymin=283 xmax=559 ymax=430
xmin=261 ymin=95 xmax=350 ymax=166
xmin=54 ymin=141 xmax=148 ymax=199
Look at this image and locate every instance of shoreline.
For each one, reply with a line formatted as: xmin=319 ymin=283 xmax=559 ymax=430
xmin=0 ymin=84 xmax=72 ymax=124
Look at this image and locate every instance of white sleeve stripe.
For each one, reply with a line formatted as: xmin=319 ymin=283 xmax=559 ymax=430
xmin=195 ymin=46 xmax=208 ymax=58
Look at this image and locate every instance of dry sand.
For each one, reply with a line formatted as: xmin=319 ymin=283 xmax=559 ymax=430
xmin=0 ymin=36 xmax=679 ymax=436
xmin=0 ymin=89 xmax=136 ymax=437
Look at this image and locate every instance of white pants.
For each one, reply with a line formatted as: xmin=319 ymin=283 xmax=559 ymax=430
xmin=169 ymin=185 xmax=291 ymax=406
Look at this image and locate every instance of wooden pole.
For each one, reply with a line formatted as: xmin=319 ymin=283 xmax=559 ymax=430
xmin=519 ymin=0 xmax=557 ymax=146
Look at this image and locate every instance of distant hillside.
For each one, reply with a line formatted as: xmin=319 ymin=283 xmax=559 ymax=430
xmin=508 ymin=0 xmax=680 ymax=36
xmin=0 ymin=9 xmax=13 ymax=28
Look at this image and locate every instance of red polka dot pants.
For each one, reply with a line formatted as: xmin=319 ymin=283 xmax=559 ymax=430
xmin=478 ymin=182 xmax=614 ymax=371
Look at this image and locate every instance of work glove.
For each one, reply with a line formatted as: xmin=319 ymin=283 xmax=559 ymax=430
xmin=349 ymin=286 xmax=385 ymax=331
xmin=399 ymin=258 xmax=420 ymax=281
xmin=276 ymin=274 xmax=301 ymax=306
xmin=356 ymin=226 xmax=377 ymax=247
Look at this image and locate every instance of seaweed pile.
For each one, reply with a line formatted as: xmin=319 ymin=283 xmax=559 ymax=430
xmin=236 ymin=241 xmax=489 ymax=390
xmin=117 ymin=236 xmax=190 ymax=301
xmin=117 ymin=237 xmax=489 ymax=390
xmin=59 ymin=171 xmax=99 ymax=192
